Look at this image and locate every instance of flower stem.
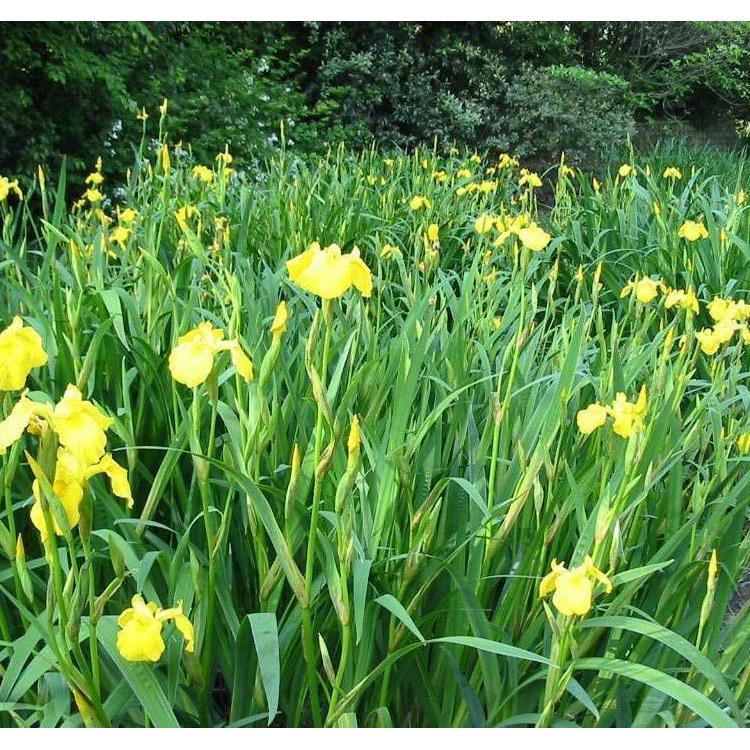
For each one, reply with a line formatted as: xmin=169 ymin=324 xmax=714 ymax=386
xmin=301 ymin=300 xmax=333 ymax=726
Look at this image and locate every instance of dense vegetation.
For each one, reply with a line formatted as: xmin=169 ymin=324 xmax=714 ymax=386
xmin=1 ymin=121 xmax=750 ymax=726
xmin=3 ymin=21 xmax=750 ymax=183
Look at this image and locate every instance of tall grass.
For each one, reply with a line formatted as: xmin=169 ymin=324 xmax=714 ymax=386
xmin=1 ymin=125 xmax=749 ymax=727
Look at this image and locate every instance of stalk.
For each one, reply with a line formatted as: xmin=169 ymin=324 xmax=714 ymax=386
xmin=301 ymin=299 xmax=333 ymax=726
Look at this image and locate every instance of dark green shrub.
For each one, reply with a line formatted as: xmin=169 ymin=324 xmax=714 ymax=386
xmin=500 ymin=65 xmax=636 ymax=166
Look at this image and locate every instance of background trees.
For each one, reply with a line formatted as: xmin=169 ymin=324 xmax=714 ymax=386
xmin=2 ymin=21 xmax=749 ymax=182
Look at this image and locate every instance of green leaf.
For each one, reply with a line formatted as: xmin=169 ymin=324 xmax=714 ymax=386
xmin=247 ymin=613 xmax=280 ymax=724
xmin=375 ymin=594 xmax=425 ymax=643
xmin=573 ymin=657 xmax=736 ymax=728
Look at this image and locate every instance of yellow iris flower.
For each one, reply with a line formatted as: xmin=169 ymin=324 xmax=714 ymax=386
xmin=663 ymin=167 xmax=682 ymax=180
xmin=0 ymin=317 xmax=48 ymax=391
xmin=517 ymin=223 xmax=552 ymax=252
xmin=474 ymin=214 xmax=496 ymax=234
xmin=192 ymin=165 xmax=214 ymax=183
xmin=286 ymin=242 xmax=372 ymax=300
xmin=0 ymin=176 xmax=23 ymax=202
xmin=540 ymin=556 xmax=612 ymax=616
xmin=519 ymin=169 xmax=542 ymax=188
xmin=620 ymin=275 xmax=661 ymax=304
xmin=409 ymin=195 xmax=431 ymax=211
xmin=664 ymin=287 xmax=699 ymax=314
xmin=30 ymin=448 xmax=133 ymax=541
xmin=678 ymin=220 xmax=709 ymax=242
xmin=576 ymin=403 xmax=608 ymax=435
xmin=116 ymin=595 xmax=194 ymax=663
xmin=169 ymin=321 xmax=253 ymax=388
xmin=738 ymin=432 xmax=750 ymax=455
xmin=608 ymin=387 xmax=648 ymax=438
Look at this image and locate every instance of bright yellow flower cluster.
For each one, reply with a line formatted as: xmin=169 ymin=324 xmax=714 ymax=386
xmin=286 ymin=242 xmax=372 ymax=300
xmin=540 ymin=556 xmax=612 ymax=616
xmin=663 ymin=167 xmax=683 ymax=180
xmin=192 ymin=165 xmax=214 ymax=183
xmin=456 ymin=180 xmax=497 ymax=196
xmin=695 ymin=297 xmax=750 ymax=355
xmin=0 ymin=317 xmax=47 ymax=391
xmin=116 ymin=595 xmax=194 ymax=662
xmin=169 ymin=321 xmax=253 ymax=388
xmin=519 ymin=169 xmax=542 ymax=188
xmin=0 ymin=385 xmax=132 ymax=540
xmin=474 ymin=213 xmax=551 ymax=251
xmin=577 ymin=386 xmax=648 ymax=439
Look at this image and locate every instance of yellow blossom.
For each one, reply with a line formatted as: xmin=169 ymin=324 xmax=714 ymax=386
xmin=618 ymin=164 xmax=634 ymax=178
xmin=696 ymin=328 xmax=722 ymax=355
xmin=192 ymin=165 xmax=214 ymax=183
xmin=663 ymin=167 xmax=682 ymax=180
xmin=576 ymin=403 xmax=608 ymax=435
xmin=517 ymin=223 xmax=551 ymax=252
xmin=85 ymin=171 xmax=104 ymax=186
xmin=519 ymin=169 xmax=542 ymax=188
xmin=380 ymin=243 xmax=401 ymax=260
xmin=540 ymin=556 xmax=612 ymax=616
xmin=84 ymin=188 xmax=103 ymax=204
xmin=286 ymin=242 xmax=372 ymax=301
xmin=0 ymin=176 xmax=23 ymax=202
xmin=175 ymin=205 xmax=199 ymax=232
xmin=708 ymin=297 xmax=738 ymax=323
xmin=110 ymin=226 xmax=131 ymax=248
xmin=409 ymin=195 xmax=431 ymax=211
xmin=116 ymin=595 xmax=194 ymax=662
xmin=678 ymin=220 xmax=709 ymax=242
xmin=169 ymin=321 xmax=253 ymax=388
xmin=474 ymin=214 xmax=496 ymax=234
xmin=737 ymin=190 xmax=746 ymax=206
xmin=664 ymin=287 xmax=699 ymax=314
xmin=456 ymin=168 xmax=472 ymax=180
xmin=0 ymin=317 xmax=48 ymax=391
xmin=620 ymin=275 xmax=661 ymax=304
xmin=118 ymin=207 xmax=138 ymax=225
xmin=738 ymin=432 xmax=750 ymax=454
xmin=607 ymin=386 xmax=647 ymax=438
xmin=427 ymin=224 xmax=440 ymax=243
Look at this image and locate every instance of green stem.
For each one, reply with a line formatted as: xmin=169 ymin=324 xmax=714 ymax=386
xmin=301 ymin=300 xmax=334 ymax=726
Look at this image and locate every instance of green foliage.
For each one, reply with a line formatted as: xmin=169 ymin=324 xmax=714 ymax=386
xmin=1 ymin=135 xmax=750 ymax=727
xmin=501 ymin=65 xmax=636 ymax=165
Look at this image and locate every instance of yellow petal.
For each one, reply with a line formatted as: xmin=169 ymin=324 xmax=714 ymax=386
xmin=88 ymin=454 xmax=133 ymax=508
xmin=0 ymin=317 xmax=48 ymax=391
xmin=576 ymin=403 xmax=608 ymax=435
xmin=116 ymin=612 xmax=165 ymax=662
xmin=52 ymin=385 xmax=112 ymax=465
xmin=552 ymin=570 xmax=592 ymax=616
xmin=270 ymin=301 xmax=288 ymax=336
xmin=168 ymin=339 xmax=215 ymax=388
xmin=174 ymin=613 xmax=195 ymax=653
xmin=229 ymin=341 xmax=254 ymax=381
